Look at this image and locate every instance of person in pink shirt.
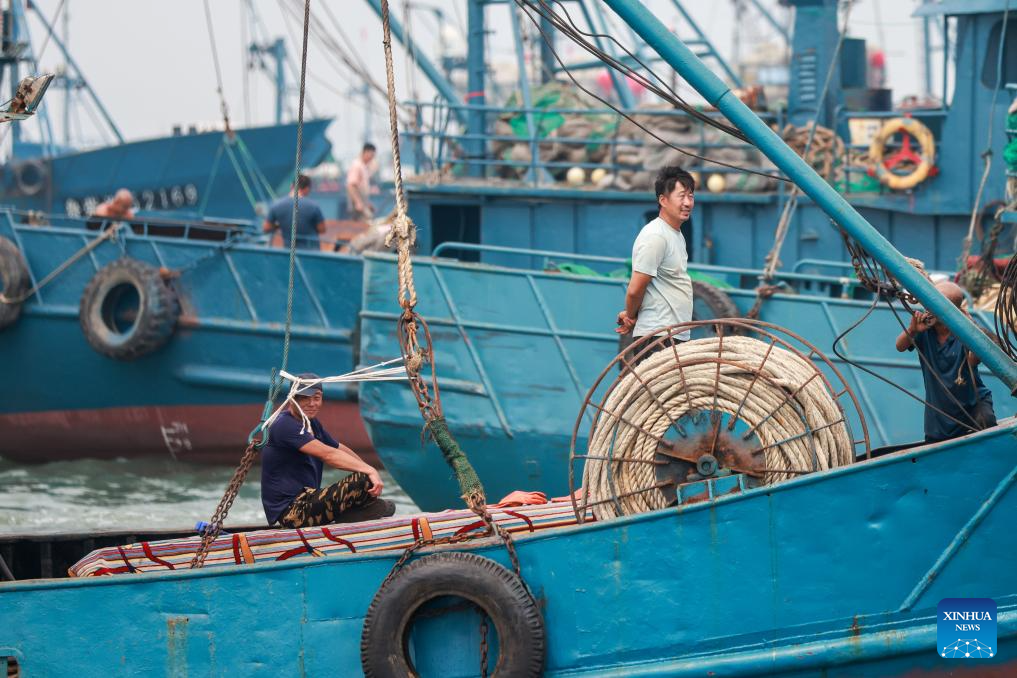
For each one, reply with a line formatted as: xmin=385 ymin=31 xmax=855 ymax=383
xmin=346 ymin=142 xmax=377 ymax=221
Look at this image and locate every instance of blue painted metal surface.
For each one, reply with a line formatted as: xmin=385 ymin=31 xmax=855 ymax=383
xmin=401 ymin=2 xmax=1015 ymax=279
xmin=0 ymin=119 xmax=332 ymax=221
xmin=603 ymin=0 xmax=1017 ymax=389
xmin=0 ymin=209 xmax=368 ymax=463
xmin=359 ymin=250 xmax=1017 ymax=510
xmin=1 ymin=424 xmax=1015 ymax=675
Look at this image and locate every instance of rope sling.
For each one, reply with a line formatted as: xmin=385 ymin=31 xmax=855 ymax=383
xmin=377 ymin=0 xmax=487 ymax=512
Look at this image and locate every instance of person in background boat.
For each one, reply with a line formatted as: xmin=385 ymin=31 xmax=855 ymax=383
xmin=93 ymin=189 xmax=135 ymax=221
xmin=616 ymin=166 xmax=695 ymax=361
xmin=895 ymin=280 xmax=997 ymax=443
xmin=261 ymin=373 xmax=394 ymax=528
xmin=262 ymin=173 xmax=325 ymax=251
xmin=346 ymin=142 xmax=377 ymax=222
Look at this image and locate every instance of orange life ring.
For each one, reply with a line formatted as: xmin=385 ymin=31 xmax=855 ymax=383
xmin=868 ymin=117 xmax=936 ymax=191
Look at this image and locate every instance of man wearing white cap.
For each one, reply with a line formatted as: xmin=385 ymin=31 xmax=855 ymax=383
xmin=261 ymin=373 xmax=394 ymax=528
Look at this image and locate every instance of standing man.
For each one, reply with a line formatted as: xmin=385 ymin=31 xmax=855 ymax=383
xmin=263 ymin=174 xmax=325 ymax=251
xmin=894 ymin=281 xmax=997 ymax=443
xmin=261 ymin=373 xmax=395 ymax=528
xmin=346 ymin=142 xmax=377 ymax=221
xmin=616 ymin=166 xmax=696 ymax=359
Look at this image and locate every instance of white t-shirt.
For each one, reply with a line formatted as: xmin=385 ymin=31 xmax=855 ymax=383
xmin=346 ymin=157 xmax=373 ymax=208
xmin=631 ymin=217 xmax=693 ymax=339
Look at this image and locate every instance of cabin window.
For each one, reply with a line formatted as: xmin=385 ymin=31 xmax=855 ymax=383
xmin=430 ymin=204 xmax=480 ymax=262
xmin=981 ymin=19 xmax=1017 ymax=88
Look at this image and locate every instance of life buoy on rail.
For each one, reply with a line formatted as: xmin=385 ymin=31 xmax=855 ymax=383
xmin=12 ymin=158 xmax=48 ymax=196
xmin=0 ymin=235 xmax=31 ymax=330
xmin=361 ymin=552 xmax=545 ymax=677
xmin=868 ymin=117 xmax=937 ymax=191
xmin=79 ymin=258 xmax=180 ymax=360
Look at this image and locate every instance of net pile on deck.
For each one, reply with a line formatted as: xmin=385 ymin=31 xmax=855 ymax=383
xmin=481 ymin=82 xmax=847 ymax=193
xmin=70 ymin=502 xmax=591 ymax=577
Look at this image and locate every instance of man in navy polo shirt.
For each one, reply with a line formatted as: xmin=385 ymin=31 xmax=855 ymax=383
xmin=261 ymin=373 xmax=394 ymax=527
xmin=895 ymin=281 xmax=997 ymax=443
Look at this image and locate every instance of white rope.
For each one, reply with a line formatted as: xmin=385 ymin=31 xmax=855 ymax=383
xmin=260 ymin=358 xmax=408 ymax=434
xmin=581 ymin=337 xmax=854 ymax=520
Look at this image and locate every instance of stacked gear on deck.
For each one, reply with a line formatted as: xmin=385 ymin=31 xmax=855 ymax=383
xmin=71 ymin=502 xmax=591 ymax=577
xmin=486 ymin=90 xmax=856 ymax=194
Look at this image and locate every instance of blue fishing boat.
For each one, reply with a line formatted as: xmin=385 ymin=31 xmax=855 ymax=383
xmin=2 ymin=2 xmax=1017 ymax=676
xmin=399 ymin=0 xmax=1014 ymax=276
xmin=360 ymin=0 xmax=1017 ymax=510
xmin=0 ymin=210 xmax=368 ymax=464
xmin=358 ymin=246 xmax=1017 ymax=510
xmin=0 ymin=1 xmax=332 ymax=220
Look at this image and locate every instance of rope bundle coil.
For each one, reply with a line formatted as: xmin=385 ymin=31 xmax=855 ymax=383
xmin=576 ymin=325 xmax=862 ymax=521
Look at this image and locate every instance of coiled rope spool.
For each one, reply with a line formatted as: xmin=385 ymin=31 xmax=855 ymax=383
xmin=570 ymin=320 xmax=868 ymax=522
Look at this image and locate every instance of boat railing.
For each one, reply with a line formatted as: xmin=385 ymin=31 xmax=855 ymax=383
xmin=431 ymin=240 xmax=866 ymax=299
xmin=3 ymin=208 xmax=256 ymax=242
xmin=402 ymin=100 xmax=785 ymax=190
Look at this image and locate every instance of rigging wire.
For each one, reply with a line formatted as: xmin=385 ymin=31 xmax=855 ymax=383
xmin=513 ymin=0 xmax=788 ymax=182
xmin=960 ymin=0 xmax=1011 ymax=268
xmin=202 ymin=0 xmax=233 ymax=134
xmin=518 ymin=0 xmax=749 ymax=141
xmin=831 ymin=294 xmax=982 ymax=436
xmin=33 ymin=0 xmax=67 ymax=64
xmin=995 ymin=255 xmax=1017 ymax=359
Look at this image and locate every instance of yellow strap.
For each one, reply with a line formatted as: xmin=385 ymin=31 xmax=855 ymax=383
xmin=418 ymin=516 xmax=433 ymax=542
xmin=238 ymin=533 xmax=255 ymax=565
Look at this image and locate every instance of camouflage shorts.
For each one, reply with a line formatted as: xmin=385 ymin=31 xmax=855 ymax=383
xmin=277 ymin=472 xmax=375 ymax=528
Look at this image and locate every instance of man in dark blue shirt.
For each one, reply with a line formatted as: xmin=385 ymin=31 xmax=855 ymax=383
xmin=895 ymin=281 xmax=997 ymax=443
xmin=262 ymin=174 xmax=326 ymax=251
xmin=261 ymin=373 xmax=393 ymax=527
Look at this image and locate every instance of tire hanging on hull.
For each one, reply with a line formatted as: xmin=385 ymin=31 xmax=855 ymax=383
xmin=0 ymin=235 xmax=31 ymax=330
xmin=361 ymin=552 xmax=545 ymax=677
xmin=79 ymin=258 xmax=180 ymax=360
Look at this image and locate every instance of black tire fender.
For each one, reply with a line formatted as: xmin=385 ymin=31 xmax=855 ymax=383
xmin=79 ymin=258 xmax=180 ymax=360
xmin=361 ymin=552 xmax=545 ymax=678
xmin=0 ymin=235 xmax=31 ymax=330
xmin=691 ymin=280 xmax=742 ymax=336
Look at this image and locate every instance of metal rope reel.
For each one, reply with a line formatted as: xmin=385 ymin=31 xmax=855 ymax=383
xmin=569 ymin=319 xmax=870 ymax=522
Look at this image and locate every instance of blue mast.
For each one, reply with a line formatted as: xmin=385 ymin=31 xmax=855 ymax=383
xmin=362 ymin=0 xmax=464 ymax=125
xmin=603 ymin=0 xmax=1017 ymax=391
xmin=25 ymin=0 xmax=123 ymax=144
xmin=249 ymin=38 xmax=287 ymax=124
xmin=465 ymin=0 xmax=485 ymax=178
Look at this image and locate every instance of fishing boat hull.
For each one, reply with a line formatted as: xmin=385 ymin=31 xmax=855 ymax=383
xmin=0 ymin=401 xmax=374 ymax=466
xmin=1 ymin=423 xmax=1014 ymax=675
xmin=0 ymin=211 xmax=369 ymax=464
xmin=359 ymin=252 xmax=1017 ymax=510
xmin=2 ymin=119 xmax=333 ymax=220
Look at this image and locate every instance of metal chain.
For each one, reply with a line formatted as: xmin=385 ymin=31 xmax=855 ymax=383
xmin=189 ymin=440 xmax=260 ymax=568
xmin=190 ymin=0 xmax=313 ymax=569
xmin=479 ymin=615 xmax=490 ymax=678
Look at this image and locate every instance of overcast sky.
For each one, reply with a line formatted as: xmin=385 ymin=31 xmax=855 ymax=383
xmin=19 ymin=1 xmax=927 ymax=164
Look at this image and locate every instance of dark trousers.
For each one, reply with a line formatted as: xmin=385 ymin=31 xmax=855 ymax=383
xmin=277 ymin=472 xmax=390 ymax=528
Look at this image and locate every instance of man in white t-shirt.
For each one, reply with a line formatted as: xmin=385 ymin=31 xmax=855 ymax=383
xmin=616 ymin=166 xmax=695 ymax=359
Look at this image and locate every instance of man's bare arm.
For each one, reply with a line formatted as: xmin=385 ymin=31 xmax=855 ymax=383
xmin=299 ymin=439 xmax=384 ymax=496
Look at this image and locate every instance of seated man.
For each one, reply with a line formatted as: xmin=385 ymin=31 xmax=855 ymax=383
xmin=261 ymin=373 xmax=394 ymax=528
xmin=895 ymin=280 xmax=997 ymax=444
xmin=94 ymin=189 xmax=135 ymax=221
